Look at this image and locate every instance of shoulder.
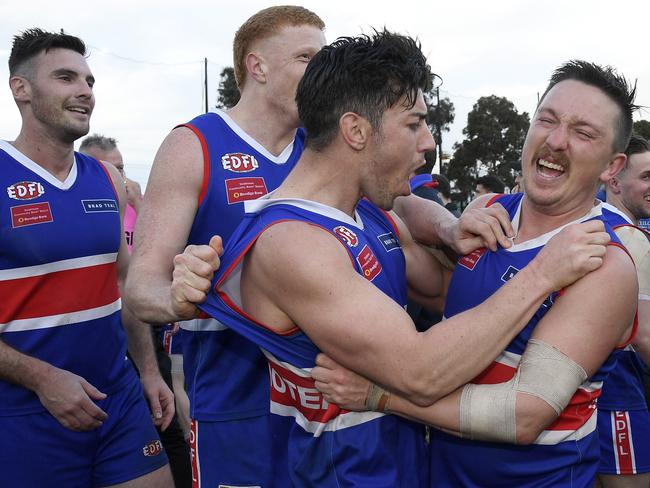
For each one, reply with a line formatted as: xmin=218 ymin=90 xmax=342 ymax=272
xmin=158 ymin=126 xmax=203 ymax=157
xmin=252 ymin=220 xmax=354 ymax=273
xmin=464 ymin=193 xmax=499 ymax=212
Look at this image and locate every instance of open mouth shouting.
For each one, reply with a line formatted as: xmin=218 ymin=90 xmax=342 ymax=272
xmin=535 ymin=155 xmax=566 ymax=180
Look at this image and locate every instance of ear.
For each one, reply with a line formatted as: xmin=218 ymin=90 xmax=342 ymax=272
xmin=9 ymin=75 xmax=31 ymax=103
xmin=607 ymin=174 xmax=622 ymax=195
xmin=245 ymin=52 xmax=267 ymax=84
xmin=599 ymin=153 xmax=626 ymax=183
xmin=339 ymin=112 xmax=372 ymax=151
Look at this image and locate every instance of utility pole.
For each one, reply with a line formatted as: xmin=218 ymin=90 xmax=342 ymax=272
xmin=435 ymin=85 xmax=444 ymax=173
xmin=204 ymin=58 xmax=209 ymax=113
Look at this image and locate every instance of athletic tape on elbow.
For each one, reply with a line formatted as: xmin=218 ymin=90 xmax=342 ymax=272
xmin=460 ymin=339 xmax=587 ymax=443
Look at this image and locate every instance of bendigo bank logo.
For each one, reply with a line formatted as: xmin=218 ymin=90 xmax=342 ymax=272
xmin=333 ymin=226 xmax=358 ymax=247
xmin=221 ymin=153 xmax=259 ymax=173
xmin=7 ymin=181 xmax=45 ymax=200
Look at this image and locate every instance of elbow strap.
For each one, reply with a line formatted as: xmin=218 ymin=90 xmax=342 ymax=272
xmin=460 ymin=339 xmax=587 ymax=443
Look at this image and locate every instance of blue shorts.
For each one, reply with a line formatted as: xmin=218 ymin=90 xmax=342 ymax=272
xmin=598 ymin=409 xmax=650 ymax=474
xmin=0 ymin=375 xmax=168 ymax=487
xmin=190 ymin=415 xmax=287 ymax=487
xmin=430 ymin=428 xmax=599 ymax=487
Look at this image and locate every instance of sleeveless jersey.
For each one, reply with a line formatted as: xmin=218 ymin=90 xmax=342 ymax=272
xmin=0 ymin=140 xmax=134 ymax=416
xmin=178 ymin=109 xmax=305 ymax=421
xmin=199 ymin=197 xmax=428 ymax=487
xmin=430 ymin=193 xmax=631 ymax=486
xmin=597 ymin=202 xmax=649 ymax=411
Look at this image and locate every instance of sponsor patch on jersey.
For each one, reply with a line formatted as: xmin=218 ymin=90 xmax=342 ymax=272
xmin=7 ymin=181 xmax=45 ymax=200
xmin=142 ymin=439 xmax=164 ymax=457
xmin=221 ymin=152 xmax=259 ymax=173
xmin=11 ymin=202 xmax=53 ymax=228
xmin=333 ymin=226 xmax=358 ymax=247
xmin=82 ymin=199 xmax=119 ymax=213
xmin=269 ymin=360 xmax=332 ymax=421
xmin=501 ymin=265 xmax=519 ymax=282
xmin=357 ymin=244 xmax=382 ymax=281
xmin=458 ymin=247 xmax=487 ymax=270
xmin=225 ymin=177 xmax=268 ymax=204
xmin=377 ymin=232 xmax=400 ymax=252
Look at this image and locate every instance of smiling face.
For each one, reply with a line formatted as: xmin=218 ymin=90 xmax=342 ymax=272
xmin=521 ymin=79 xmax=626 ymax=218
xmin=361 ymin=90 xmax=436 ymax=210
xmin=22 ymin=47 xmax=95 ymax=143
xmin=617 ymin=151 xmax=650 ymax=221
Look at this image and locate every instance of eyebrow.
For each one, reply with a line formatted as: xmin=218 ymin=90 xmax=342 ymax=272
xmin=410 ymin=111 xmax=428 ymax=120
xmin=52 ymin=68 xmax=95 ymax=85
xmin=537 ymin=107 xmax=603 ymax=133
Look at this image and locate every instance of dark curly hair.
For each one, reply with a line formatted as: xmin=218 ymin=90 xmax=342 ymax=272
xmin=296 ymin=29 xmax=433 ymax=152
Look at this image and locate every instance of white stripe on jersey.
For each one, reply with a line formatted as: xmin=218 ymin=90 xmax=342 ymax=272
xmin=0 ymin=298 xmax=121 ymax=333
xmin=0 ymin=252 xmax=118 ymax=280
xmin=534 ymin=409 xmax=597 ymax=445
xmin=180 ymin=317 xmax=228 ymax=332
xmin=270 ymin=401 xmax=385 ymax=437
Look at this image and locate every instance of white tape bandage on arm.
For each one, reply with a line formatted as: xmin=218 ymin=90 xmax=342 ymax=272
xmin=460 ymin=339 xmax=587 ymax=443
xmin=460 ymin=377 xmax=517 ymax=443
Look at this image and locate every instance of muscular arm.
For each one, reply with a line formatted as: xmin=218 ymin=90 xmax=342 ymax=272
xmin=385 ymin=246 xmax=637 ymax=443
xmin=103 ymin=161 xmax=175 ymax=430
xmin=394 ymin=193 xmax=514 ymax=254
xmin=390 ymin=211 xmax=445 ymax=306
xmin=242 ymin=219 xmax=610 ymax=406
xmin=125 ymin=128 xmax=219 ymax=323
xmin=614 ymin=226 xmax=650 ymax=364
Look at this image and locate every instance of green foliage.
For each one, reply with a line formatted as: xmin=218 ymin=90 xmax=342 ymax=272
xmin=424 ymin=89 xmax=455 ymax=169
xmin=216 ymin=67 xmax=240 ymax=109
xmin=633 ymin=120 xmax=650 ymax=141
xmin=448 ymin=95 xmax=529 ymax=201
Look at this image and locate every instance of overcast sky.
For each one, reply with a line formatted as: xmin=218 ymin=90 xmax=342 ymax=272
xmin=2 ymin=0 xmax=649 ymax=187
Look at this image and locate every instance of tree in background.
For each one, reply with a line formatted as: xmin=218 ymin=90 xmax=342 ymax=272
xmin=424 ymin=89 xmax=455 ymax=173
xmin=633 ymin=120 xmax=650 ymax=141
xmin=447 ymin=95 xmax=529 ymax=202
xmin=215 ymin=67 xmax=240 ymax=109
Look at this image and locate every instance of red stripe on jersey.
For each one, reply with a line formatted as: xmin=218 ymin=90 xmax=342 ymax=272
xmin=474 ymin=359 xmax=600 ymax=431
xmin=473 ymin=360 xmax=516 ymax=384
xmin=0 ymin=262 xmax=119 ymax=323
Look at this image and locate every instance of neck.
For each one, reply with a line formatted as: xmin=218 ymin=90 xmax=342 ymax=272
xmin=11 ymin=122 xmax=76 ymax=182
xmin=516 ymin=196 xmax=598 ymax=241
xmin=226 ymin=94 xmax=298 ymax=156
xmin=273 ymin=148 xmax=362 ymax=217
xmin=606 ymin=190 xmax=639 ymax=225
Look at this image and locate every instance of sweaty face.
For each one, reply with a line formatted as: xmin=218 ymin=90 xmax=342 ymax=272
xmin=362 ymin=91 xmax=436 ymax=210
xmin=26 ymin=48 xmax=95 ymax=143
xmin=619 ymin=151 xmax=650 ymax=220
xmin=521 ymin=79 xmax=623 ymax=218
xmin=256 ymin=24 xmax=325 ymax=126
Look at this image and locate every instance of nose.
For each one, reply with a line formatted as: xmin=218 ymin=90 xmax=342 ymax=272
xmin=545 ymin=123 xmax=569 ymax=152
xmin=420 ymin=127 xmax=436 ymax=153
